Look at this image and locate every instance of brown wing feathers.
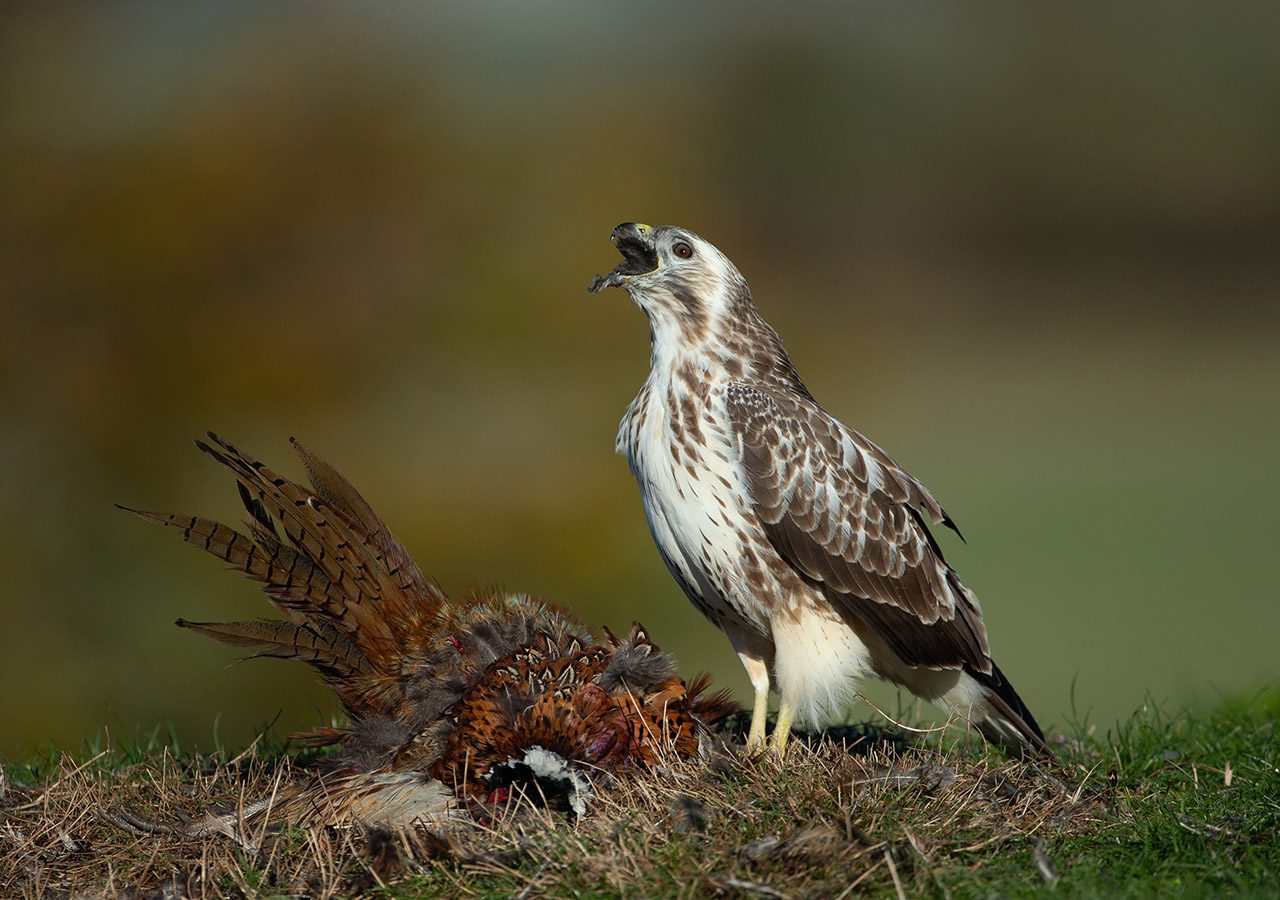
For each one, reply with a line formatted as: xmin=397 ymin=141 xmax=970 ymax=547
xmin=726 ymin=385 xmax=1051 ymax=755
xmin=727 ymin=385 xmax=992 ymax=672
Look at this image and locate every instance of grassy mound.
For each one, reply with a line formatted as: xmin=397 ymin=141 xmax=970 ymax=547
xmin=3 ymin=693 xmax=1276 ymax=897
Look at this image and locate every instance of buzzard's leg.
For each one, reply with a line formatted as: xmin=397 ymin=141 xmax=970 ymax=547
xmin=725 ymin=628 xmax=774 ymax=752
xmin=738 ymin=652 xmax=770 ymax=751
xmin=771 ymin=697 xmax=795 ymax=757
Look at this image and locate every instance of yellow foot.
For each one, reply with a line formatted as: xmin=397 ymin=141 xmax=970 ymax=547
xmin=771 ymin=699 xmax=795 ymax=759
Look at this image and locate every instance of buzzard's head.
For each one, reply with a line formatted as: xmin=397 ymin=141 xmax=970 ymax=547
xmin=589 ymin=223 xmax=750 ymax=341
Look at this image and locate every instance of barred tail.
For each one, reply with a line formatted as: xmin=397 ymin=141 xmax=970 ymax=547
xmin=121 ymin=434 xmax=450 ymax=719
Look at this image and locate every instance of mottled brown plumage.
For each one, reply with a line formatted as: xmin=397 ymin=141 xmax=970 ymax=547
xmin=124 ymin=434 xmax=734 ymax=824
xmin=592 ymin=223 xmax=1050 ymax=759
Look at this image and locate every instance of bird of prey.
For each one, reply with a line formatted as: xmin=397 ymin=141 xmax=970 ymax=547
xmin=124 ymin=434 xmax=733 ymax=824
xmin=591 ymin=223 xmax=1049 ymax=758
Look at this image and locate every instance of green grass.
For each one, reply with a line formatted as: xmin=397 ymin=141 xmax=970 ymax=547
xmin=3 ymin=693 xmax=1276 ymax=898
xmin=1025 ymin=692 xmax=1280 ymax=900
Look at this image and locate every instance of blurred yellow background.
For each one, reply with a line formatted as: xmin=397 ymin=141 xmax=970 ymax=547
xmin=3 ymin=3 xmax=1278 ymax=756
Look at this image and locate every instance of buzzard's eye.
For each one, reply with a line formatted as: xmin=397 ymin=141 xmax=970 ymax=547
xmin=673 ymin=241 xmax=693 ymax=259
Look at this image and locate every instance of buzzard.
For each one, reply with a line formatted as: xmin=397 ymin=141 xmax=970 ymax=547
xmin=591 ymin=223 xmax=1049 ymax=758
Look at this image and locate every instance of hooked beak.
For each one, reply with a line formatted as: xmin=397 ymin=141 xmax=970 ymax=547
xmin=588 ymin=222 xmax=658 ymax=293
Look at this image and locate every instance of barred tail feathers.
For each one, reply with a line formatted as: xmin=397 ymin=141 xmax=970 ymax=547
xmin=174 ymin=617 xmax=371 ymax=678
xmin=122 ymin=435 xmax=451 ymax=717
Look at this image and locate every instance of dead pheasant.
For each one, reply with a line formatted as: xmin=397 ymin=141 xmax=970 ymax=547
xmin=123 ymin=434 xmax=734 ymax=825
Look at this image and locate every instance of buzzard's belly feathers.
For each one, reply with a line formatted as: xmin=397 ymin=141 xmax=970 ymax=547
xmin=620 ymin=383 xmax=771 ymax=635
xmin=771 ymin=607 xmax=876 ymax=728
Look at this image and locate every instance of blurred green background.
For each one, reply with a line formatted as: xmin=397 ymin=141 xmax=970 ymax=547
xmin=3 ymin=3 xmax=1277 ymax=757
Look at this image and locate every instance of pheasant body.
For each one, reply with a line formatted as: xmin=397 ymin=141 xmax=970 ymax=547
xmin=127 ymin=434 xmax=733 ymax=824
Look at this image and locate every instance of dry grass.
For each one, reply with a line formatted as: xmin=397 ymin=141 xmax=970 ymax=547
xmin=1 ymin=727 xmax=1114 ymax=898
